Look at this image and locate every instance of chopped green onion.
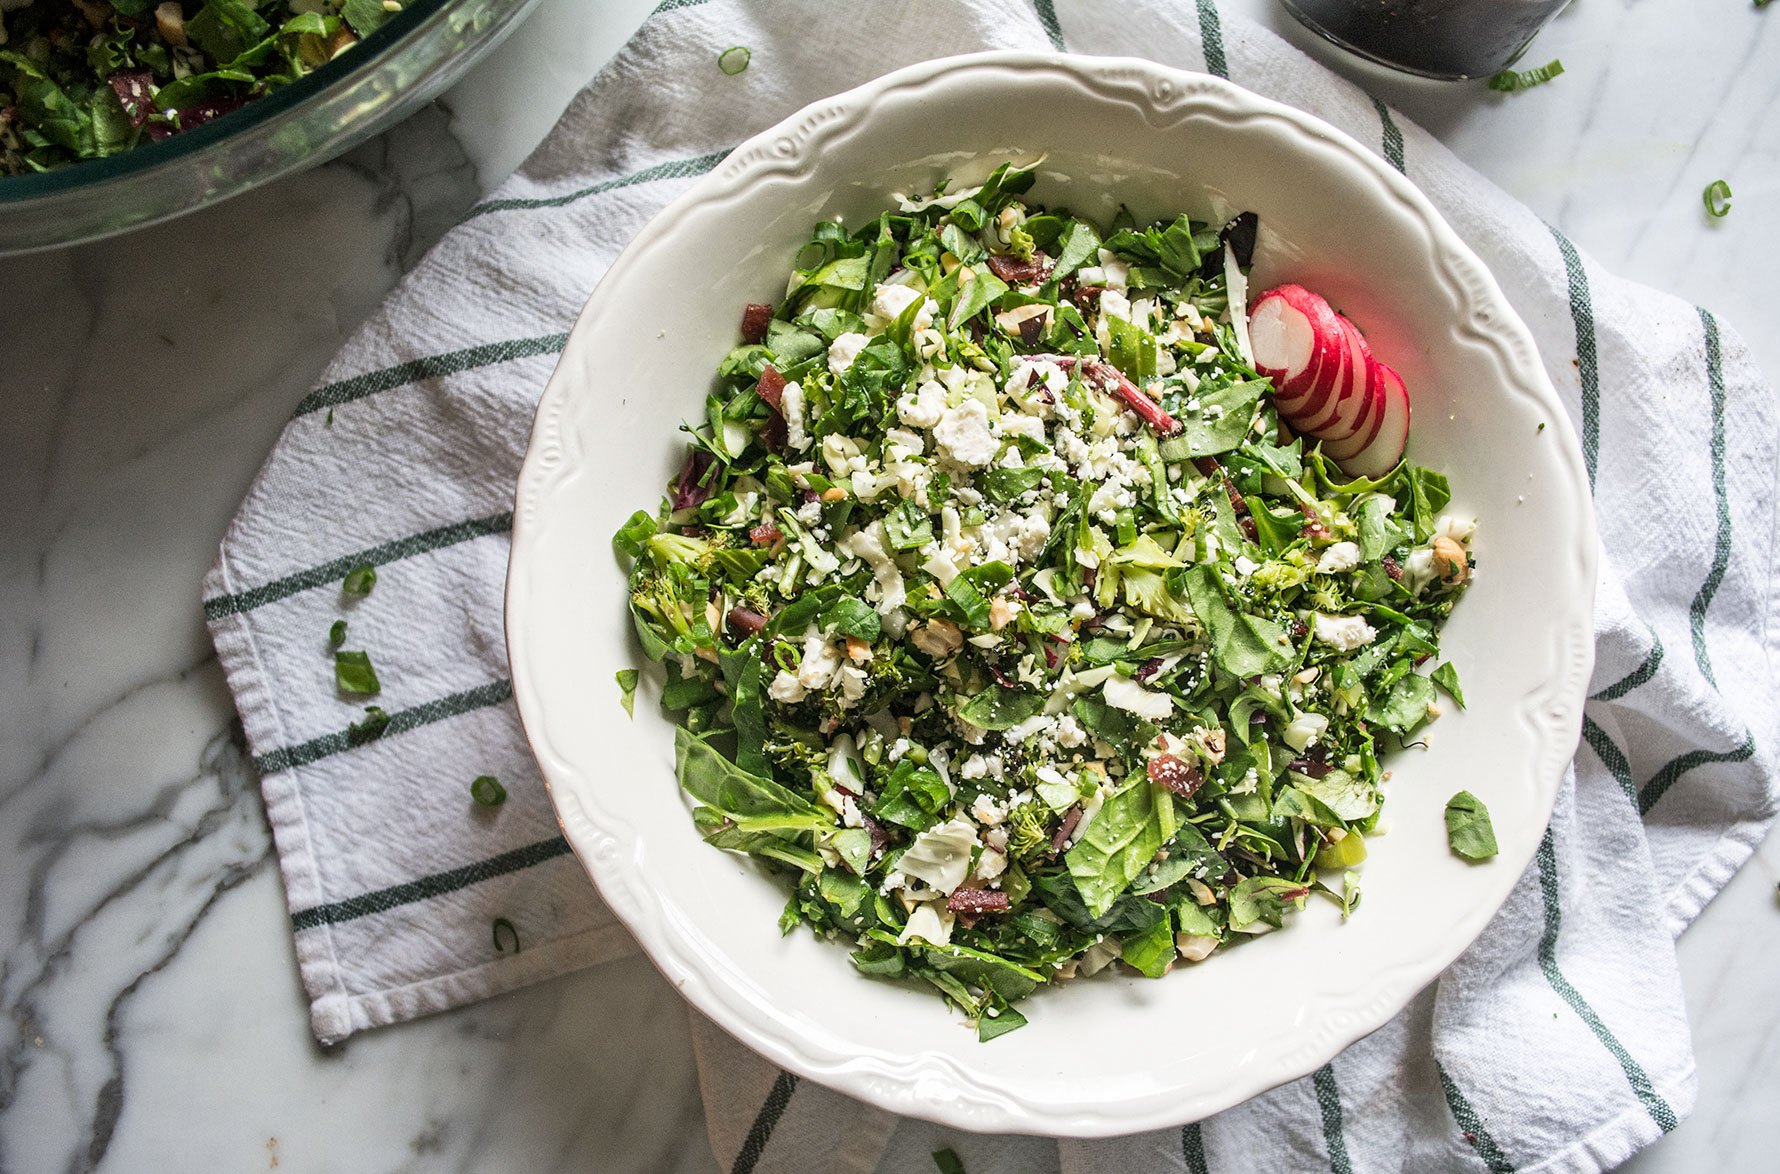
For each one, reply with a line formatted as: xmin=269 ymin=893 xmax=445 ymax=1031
xmin=348 ymin=705 xmax=390 ymax=742
xmin=616 ymin=668 xmax=640 ymax=718
xmin=334 ymin=650 xmax=381 ymax=695
xmin=492 ymin=917 xmax=521 ymax=954
xmin=1703 ymin=179 xmax=1733 ymax=219
xmin=342 ymin=564 xmax=377 ymax=595
xmin=471 ymin=775 xmax=508 ymax=806
xmin=326 ymin=408 xmax=335 ymax=426
xmin=1487 ymin=59 xmax=1564 ymax=93
xmin=329 ymin=620 xmax=348 ymax=647
xmin=931 ymin=1150 xmax=967 ymax=1174
xmin=717 ymin=46 xmax=751 ymax=76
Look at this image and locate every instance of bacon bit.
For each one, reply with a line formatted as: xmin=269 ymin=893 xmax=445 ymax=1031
xmin=1071 ymin=284 xmax=1106 ymax=312
xmin=739 ymin=303 xmax=773 ymax=344
xmin=1382 ymin=554 xmax=1403 ymax=582
xmin=863 ymin=815 xmax=890 ymax=855
xmin=672 ymin=448 xmax=716 ymax=511
xmin=1298 ymin=499 xmax=1331 ymax=540
xmin=1249 ymin=710 xmax=1268 ymax=726
xmin=1082 ymin=567 xmax=1098 ymax=591
xmin=947 ymin=888 xmax=1011 ymax=914
xmin=1050 ymin=806 xmax=1083 ymax=854
xmin=1290 ymin=619 xmax=1308 ymax=639
xmin=755 ymin=364 xmax=786 ymax=410
xmin=749 ymin=521 xmax=783 ymax=546
xmin=1148 ymin=754 xmax=1204 ymax=798
xmin=1239 ymin=517 xmax=1259 ymax=542
xmin=985 ymin=251 xmax=1051 ymax=284
xmin=1135 ymin=657 xmax=1164 ymax=683
xmin=760 ymin=415 xmax=787 ymax=452
xmin=1287 ymin=756 xmax=1331 ymax=778
xmin=1223 ymin=479 xmax=1251 ymax=517
xmin=727 ymin=606 xmax=767 ymax=637
xmin=109 ymin=72 xmax=157 ymax=129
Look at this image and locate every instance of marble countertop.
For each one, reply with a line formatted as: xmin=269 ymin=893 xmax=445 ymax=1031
xmin=2 ymin=1 xmax=1775 ymax=1170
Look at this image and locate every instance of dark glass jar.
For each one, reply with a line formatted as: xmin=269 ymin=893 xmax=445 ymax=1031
xmin=1279 ymin=0 xmax=1572 ymax=80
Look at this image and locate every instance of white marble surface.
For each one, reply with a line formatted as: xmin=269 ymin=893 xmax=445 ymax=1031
xmin=1 ymin=1 xmax=1775 ymax=1171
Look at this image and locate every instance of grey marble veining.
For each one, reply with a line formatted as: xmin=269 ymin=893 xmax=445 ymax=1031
xmin=0 ymin=0 xmax=1775 ymax=1171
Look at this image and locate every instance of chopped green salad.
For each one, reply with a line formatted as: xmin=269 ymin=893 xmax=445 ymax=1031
xmin=0 ymin=1 xmax=407 ymax=176
xmin=615 ymin=163 xmax=1476 ymax=1040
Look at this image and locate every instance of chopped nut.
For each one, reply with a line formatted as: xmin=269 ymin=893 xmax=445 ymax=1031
xmin=155 ymin=1 xmax=187 ymax=45
xmin=844 ymin=635 xmax=873 ymax=662
xmin=819 ymin=486 xmax=847 ymax=502
xmin=897 ymin=715 xmax=912 ymax=736
xmin=694 ymin=646 xmax=719 ymax=665
xmin=1431 ymin=535 xmax=1468 ymax=583
xmin=988 ymin=596 xmax=1018 ymax=631
xmin=1175 ymin=934 xmax=1219 ymax=962
xmin=910 ymin=618 xmax=963 ymax=658
xmin=1195 ymin=727 xmax=1227 ymax=764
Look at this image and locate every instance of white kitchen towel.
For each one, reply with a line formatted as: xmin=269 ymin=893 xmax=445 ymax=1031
xmin=202 ymin=1 xmax=1779 ymax=1171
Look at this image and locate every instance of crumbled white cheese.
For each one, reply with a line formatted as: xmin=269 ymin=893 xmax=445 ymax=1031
xmin=827 ymin=331 xmax=871 ymax=375
xmin=767 ymin=670 xmax=807 ymax=704
xmin=1312 ymin=612 xmax=1379 ymax=652
xmin=1317 ymin=541 xmax=1362 ymax=574
xmin=933 ymin=399 xmax=998 ymax=468
xmin=797 ymin=626 xmax=843 ymax=689
xmin=780 ymin=380 xmax=808 ymax=450
xmin=897 ymin=380 xmax=947 ymax=429
xmin=842 ymin=520 xmax=907 ymax=613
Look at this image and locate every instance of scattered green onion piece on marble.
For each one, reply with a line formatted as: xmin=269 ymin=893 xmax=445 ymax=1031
xmin=616 ymin=668 xmax=640 ymax=717
xmin=349 ymin=706 xmax=390 ymax=742
xmin=1487 ymin=59 xmax=1564 ymax=93
xmin=471 ymin=775 xmax=508 ymax=806
xmin=717 ymin=45 xmax=752 ymax=75
xmin=1703 ymin=179 xmax=1733 ymax=219
xmin=931 ymin=1150 xmax=967 ymax=1174
xmin=342 ymin=564 xmax=377 ymax=594
xmin=492 ymin=917 xmax=521 ymax=954
xmin=329 ymin=620 xmax=348 ymax=647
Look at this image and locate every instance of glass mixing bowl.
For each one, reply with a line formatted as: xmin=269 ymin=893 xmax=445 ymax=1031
xmin=0 ymin=0 xmax=543 ymax=255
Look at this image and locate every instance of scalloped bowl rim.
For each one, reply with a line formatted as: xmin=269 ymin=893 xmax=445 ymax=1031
xmin=506 ymin=52 xmax=1596 ymax=1137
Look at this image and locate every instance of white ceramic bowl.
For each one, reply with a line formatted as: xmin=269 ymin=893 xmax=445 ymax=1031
xmin=507 ymin=52 xmax=1596 ymax=1137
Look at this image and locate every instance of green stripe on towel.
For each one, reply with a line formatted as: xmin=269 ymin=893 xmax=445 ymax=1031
xmin=1637 ymin=733 xmax=1757 ymax=817
xmin=1547 ymin=227 xmax=1600 ymax=492
xmin=252 ymin=679 xmax=513 ymax=775
xmin=1180 ymin=1122 xmax=1209 ymax=1174
xmin=1591 ymin=631 xmax=1664 ymax=701
xmin=292 ymin=334 xmax=568 ymax=418
xmin=1312 ymin=1063 xmax=1354 ymax=1174
xmin=1196 ymin=0 xmax=1229 ymax=79
xmin=731 ymin=1071 xmax=799 ymax=1174
xmin=1371 ymin=97 xmax=1405 ymax=174
xmin=290 ymin=835 xmax=572 ymax=930
xmin=1436 ymin=1061 xmax=1517 ymax=1172
xmin=1689 ymin=307 xmax=1732 ymax=688
xmin=1033 ymin=0 xmax=1065 ymax=50
xmin=1580 ymin=715 xmax=1636 ymax=806
xmin=464 ymin=150 xmax=732 ymax=221
xmin=205 ymin=512 xmax=513 ymax=620
xmin=1535 ymin=831 xmax=1678 ymax=1131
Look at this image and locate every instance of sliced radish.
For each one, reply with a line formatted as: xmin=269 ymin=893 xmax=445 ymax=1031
xmin=1295 ymin=316 xmax=1369 ymax=435
xmin=1311 ymin=318 xmax=1377 ymax=441
xmin=1262 ymin=285 xmax=1346 ymax=411
xmin=1248 ymin=294 xmax=1317 ymax=387
xmin=1322 ymin=363 xmax=1387 ymax=460
xmin=1331 ymin=361 xmax=1409 ymax=477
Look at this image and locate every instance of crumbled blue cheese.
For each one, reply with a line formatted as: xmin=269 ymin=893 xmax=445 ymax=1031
xmin=1316 ymin=541 xmax=1361 ymax=574
xmin=933 ymin=399 xmax=998 ymax=468
xmin=780 ymin=380 xmax=809 ymax=450
xmin=896 ymin=380 xmax=947 ymax=429
xmin=767 ymin=670 xmax=807 ymax=703
xmin=827 ymin=331 xmax=871 ymax=374
xmin=1312 ymin=612 xmax=1378 ymax=652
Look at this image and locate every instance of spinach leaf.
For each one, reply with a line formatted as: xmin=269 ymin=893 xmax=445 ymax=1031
xmin=1066 ymin=775 xmax=1168 ymax=918
xmin=957 ymin=685 xmax=1045 ymax=731
xmin=1120 ymin=914 xmax=1176 ymax=978
xmin=1355 ymin=495 xmax=1407 ymax=562
xmin=676 ymin=727 xmax=820 ymax=820
xmin=1368 ymin=672 xmax=1436 ymax=736
xmin=947 ymin=267 xmax=1010 ymax=330
xmin=1183 ymin=565 xmax=1295 ymax=679
xmin=980 ymin=466 xmax=1047 ymax=502
xmin=872 ymin=760 xmax=949 ymax=831
xmin=615 ymin=668 xmax=640 ymax=718
xmin=1072 ymin=692 xmax=1158 ymax=757
xmin=923 ymin=943 xmax=1043 ymax=1002
xmin=884 ymin=499 xmax=933 ymax=549
xmin=1444 ymin=791 xmax=1499 ymax=861
xmin=1431 ymin=661 xmax=1466 ymax=709
xmin=1172 ymin=379 xmax=1265 ymax=458
xmin=822 ymin=597 xmax=881 ymax=641
xmin=1050 ymin=220 xmax=1101 ymax=281
xmin=976 ymin=1003 xmax=1028 ymax=1043
xmin=1295 ymin=768 xmax=1379 ymax=822
xmin=719 ymin=648 xmax=771 ymax=776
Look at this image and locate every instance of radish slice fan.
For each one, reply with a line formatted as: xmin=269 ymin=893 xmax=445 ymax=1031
xmin=1250 ymin=283 xmax=1410 ymax=476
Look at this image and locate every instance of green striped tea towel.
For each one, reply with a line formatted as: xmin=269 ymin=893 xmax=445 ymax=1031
xmin=203 ymin=1 xmax=1778 ymax=1171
